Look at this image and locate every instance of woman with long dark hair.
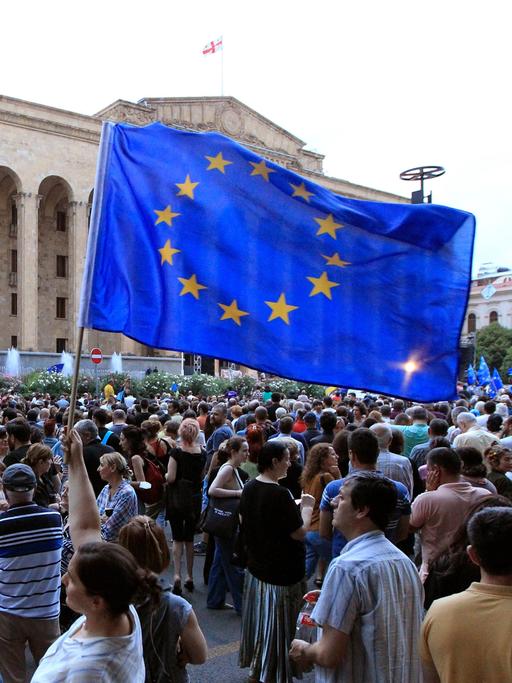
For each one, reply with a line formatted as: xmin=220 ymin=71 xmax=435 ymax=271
xmin=239 ymin=440 xmax=314 ymax=683
xmin=121 ymin=425 xmax=166 ymax=519
xmin=31 ymin=430 xmax=156 ymax=682
xmin=206 ymin=436 xmax=249 ymax=615
xmin=300 ymin=443 xmax=340 ymax=583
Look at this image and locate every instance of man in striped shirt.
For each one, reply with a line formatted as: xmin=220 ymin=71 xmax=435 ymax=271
xmin=0 ymin=463 xmax=63 ymax=683
xmin=290 ymin=471 xmax=423 ymax=682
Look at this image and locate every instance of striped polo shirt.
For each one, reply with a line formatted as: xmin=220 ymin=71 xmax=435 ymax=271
xmin=0 ymin=503 xmax=63 ymax=619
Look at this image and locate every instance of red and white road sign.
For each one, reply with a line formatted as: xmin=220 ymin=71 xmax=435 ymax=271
xmin=90 ymin=348 xmax=103 ymax=364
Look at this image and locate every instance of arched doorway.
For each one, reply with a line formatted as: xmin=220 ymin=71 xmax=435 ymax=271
xmin=37 ymin=176 xmax=74 ymax=352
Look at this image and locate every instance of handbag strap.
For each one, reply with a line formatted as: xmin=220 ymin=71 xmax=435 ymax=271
xmin=217 ymin=463 xmax=244 ymax=491
xmin=233 ymin=467 xmax=244 ymax=490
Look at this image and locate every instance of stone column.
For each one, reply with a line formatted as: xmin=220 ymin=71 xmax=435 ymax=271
xmin=68 ymin=200 xmax=89 ymax=352
xmin=15 ymin=192 xmax=42 ymax=351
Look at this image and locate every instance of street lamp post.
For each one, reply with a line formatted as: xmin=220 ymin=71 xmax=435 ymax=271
xmin=400 ymin=165 xmax=445 ymax=204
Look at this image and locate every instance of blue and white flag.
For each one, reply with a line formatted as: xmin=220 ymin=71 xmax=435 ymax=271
xmin=492 ymin=368 xmax=503 ymax=390
xmin=467 ymin=364 xmax=477 ymax=386
xmin=477 ymin=356 xmax=492 ymax=385
xmin=79 ymin=122 xmax=475 ymax=401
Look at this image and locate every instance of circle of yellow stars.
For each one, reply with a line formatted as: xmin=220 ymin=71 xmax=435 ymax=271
xmin=153 ymin=150 xmax=351 ymax=325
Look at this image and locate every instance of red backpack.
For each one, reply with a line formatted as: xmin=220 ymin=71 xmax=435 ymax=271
xmin=138 ymin=453 xmax=166 ymax=505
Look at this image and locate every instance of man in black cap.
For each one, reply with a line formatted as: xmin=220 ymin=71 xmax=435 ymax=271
xmin=0 ymin=463 xmax=63 ymax=683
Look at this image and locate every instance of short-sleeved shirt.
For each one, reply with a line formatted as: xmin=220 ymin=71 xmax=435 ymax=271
xmin=0 ymin=502 xmax=63 ymax=619
xmin=377 ymin=450 xmax=413 ymax=497
xmin=205 ymin=425 xmax=233 ymax=464
xmin=312 ymin=531 xmax=423 ymax=683
xmin=240 ymin=478 xmax=304 ymax=585
xmin=32 ymin=604 xmax=145 ymax=682
xmin=320 ymin=473 xmax=411 ymax=556
xmin=421 ymin=583 xmax=512 ymax=683
xmin=393 ymin=423 xmax=429 ymax=457
xmin=452 ymin=426 xmax=498 ymax=455
xmin=410 ymin=481 xmax=491 ymax=581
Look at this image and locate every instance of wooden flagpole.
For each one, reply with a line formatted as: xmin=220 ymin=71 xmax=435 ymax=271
xmin=65 ymin=326 xmax=85 ymax=460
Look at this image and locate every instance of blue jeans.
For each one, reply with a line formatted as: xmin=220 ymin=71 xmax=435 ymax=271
xmin=207 ymin=536 xmax=244 ymax=614
xmin=305 ymin=530 xmax=332 ymax=579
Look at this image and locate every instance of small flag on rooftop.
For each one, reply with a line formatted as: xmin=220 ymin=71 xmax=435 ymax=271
xmin=202 ymin=37 xmax=223 ymax=55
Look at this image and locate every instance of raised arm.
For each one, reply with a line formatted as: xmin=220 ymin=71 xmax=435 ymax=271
xmin=65 ymin=428 xmax=102 ymax=548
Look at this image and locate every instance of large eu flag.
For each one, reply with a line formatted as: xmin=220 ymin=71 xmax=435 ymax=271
xmin=79 ymin=122 xmax=475 ymax=401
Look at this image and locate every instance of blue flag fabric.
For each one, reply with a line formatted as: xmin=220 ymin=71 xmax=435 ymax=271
xmin=79 ymin=122 xmax=475 ymax=402
xmin=492 ymin=368 xmax=503 ymax=390
xmin=477 ymin=356 xmax=492 ymax=385
xmin=467 ymin=364 xmax=477 ymax=386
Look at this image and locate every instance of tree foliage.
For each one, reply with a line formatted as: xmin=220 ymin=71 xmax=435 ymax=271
xmin=475 ymin=323 xmax=512 ymax=377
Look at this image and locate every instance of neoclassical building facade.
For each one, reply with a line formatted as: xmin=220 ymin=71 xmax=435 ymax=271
xmin=0 ymin=94 xmax=408 ymax=358
xmin=462 ymin=268 xmax=512 ymax=336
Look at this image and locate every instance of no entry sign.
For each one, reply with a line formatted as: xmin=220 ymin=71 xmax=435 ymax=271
xmin=90 ymin=348 xmax=103 ymax=365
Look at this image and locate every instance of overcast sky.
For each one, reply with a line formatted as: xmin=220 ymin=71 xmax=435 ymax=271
xmin=2 ymin=0 xmax=509 ymax=275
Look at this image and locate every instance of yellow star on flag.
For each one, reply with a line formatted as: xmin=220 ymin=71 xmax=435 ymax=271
xmin=314 ymin=213 xmax=344 ymax=239
xmin=176 ymin=174 xmax=199 ymax=199
xmin=249 ymin=160 xmax=276 ymax=182
xmin=265 ymin=293 xmax=299 ymax=324
xmin=218 ymin=300 xmax=249 ymax=326
xmin=178 ymin=274 xmax=207 ymax=299
xmin=322 ymin=252 xmax=351 ymax=268
xmin=206 ymin=152 xmax=233 ymax=174
xmin=158 ymin=240 xmax=181 ymax=266
xmin=154 ymin=205 xmax=181 ymax=226
xmin=307 ymin=272 xmax=340 ymax=300
xmin=290 ymin=182 xmax=314 ymax=202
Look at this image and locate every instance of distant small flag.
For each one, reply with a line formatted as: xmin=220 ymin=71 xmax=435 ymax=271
xmin=467 ymin=364 xmax=477 ymax=386
xmin=477 ymin=356 xmax=491 ymax=385
xmin=492 ymin=368 xmax=503 ymax=390
xmin=202 ymin=37 xmax=223 ymax=55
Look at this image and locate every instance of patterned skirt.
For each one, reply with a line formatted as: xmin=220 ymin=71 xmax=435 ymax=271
xmin=239 ymin=570 xmax=305 ymax=683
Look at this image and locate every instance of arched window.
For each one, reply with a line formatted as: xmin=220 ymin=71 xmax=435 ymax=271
xmin=489 ymin=311 xmax=498 ymax=324
xmin=468 ymin=313 xmax=476 ymax=333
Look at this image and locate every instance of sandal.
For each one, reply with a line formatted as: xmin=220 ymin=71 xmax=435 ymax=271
xmin=184 ymin=579 xmax=194 ymax=592
xmin=172 ymin=579 xmax=182 ymax=596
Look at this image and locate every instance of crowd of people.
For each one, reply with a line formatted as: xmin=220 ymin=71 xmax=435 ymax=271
xmin=0 ymin=379 xmax=511 ymax=682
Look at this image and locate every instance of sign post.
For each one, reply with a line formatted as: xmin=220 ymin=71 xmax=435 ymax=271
xmin=91 ymin=348 xmax=102 ymax=398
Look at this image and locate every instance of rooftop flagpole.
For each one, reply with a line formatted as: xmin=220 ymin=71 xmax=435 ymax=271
xmin=221 ymin=35 xmax=224 ymax=96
